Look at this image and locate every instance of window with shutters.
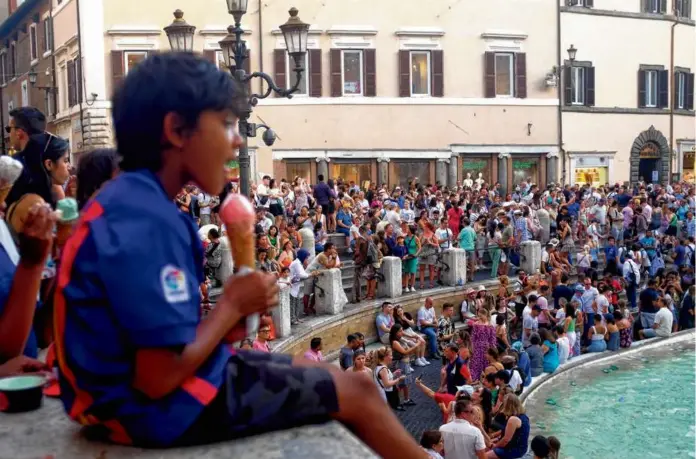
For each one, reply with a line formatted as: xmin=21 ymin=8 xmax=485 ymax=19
xmin=571 ymin=67 xmax=585 ymax=105
xmin=643 ymin=0 xmax=664 ymax=13
xmin=43 ymin=18 xmax=53 ymax=53
xmin=341 ymin=50 xmax=363 ymax=96
xmin=676 ymin=72 xmax=686 ymax=109
xmin=676 ymin=0 xmax=692 ymax=17
xmin=410 ymin=51 xmax=430 ymax=96
xmin=29 ymin=23 xmax=38 ymax=62
xmin=124 ymin=51 xmax=147 ymax=74
xmin=0 ymin=53 xmax=6 ymax=86
xmin=568 ymin=0 xmax=592 ymax=6
xmin=67 ymin=59 xmax=76 ymax=107
xmin=495 ymin=53 xmax=514 ymax=97
xmin=286 ymin=51 xmax=308 ymax=95
xmin=644 ymin=70 xmax=658 ymax=107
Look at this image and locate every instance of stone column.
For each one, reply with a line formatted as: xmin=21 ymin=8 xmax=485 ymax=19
xmin=316 ymin=157 xmax=329 ymax=180
xmin=498 ymin=152 xmax=510 ymax=195
xmin=377 ymin=256 xmax=402 ymax=298
xmin=519 ymin=240 xmax=542 ymax=275
xmin=436 ymin=158 xmax=449 ymax=187
xmin=272 ymin=283 xmax=292 ymax=338
xmin=315 ymin=268 xmax=347 ymax=315
xmin=441 ymin=248 xmax=467 ymax=286
xmin=377 ymin=157 xmax=390 ymax=187
xmin=218 ymin=237 xmax=234 ymax=284
xmin=448 ymin=155 xmax=458 ymax=188
xmin=546 ymin=151 xmax=559 ymax=186
xmin=299 ymin=227 xmax=316 ymax=259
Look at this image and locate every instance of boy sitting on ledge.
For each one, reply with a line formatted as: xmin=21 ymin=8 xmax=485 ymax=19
xmin=54 ymin=52 xmax=423 ymax=459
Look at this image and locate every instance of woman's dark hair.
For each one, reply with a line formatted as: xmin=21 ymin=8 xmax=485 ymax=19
xmin=479 ymin=387 xmax=493 ymax=429
xmin=112 ymin=52 xmax=246 ymax=172
xmin=564 ymin=302 xmax=576 ymax=320
xmin=7 ymin=132 xmax=70 ymax=209
xmin=594 ymin=314 xmax=602 ymax=323
xmin=388 ymin=323 xmax=403 ymax=345
xmin=268 ymin=225 xmax=278 ymax=236
xmin=486 ymin=347 xmax=500 ymax=361
xmin=419 ymin=430 xmax=442 ymax=450
xmin=613 ymin=310 xmax=624 ymax=320
xmin=540 ymin=328 xmax=555 ymax=343
xmin=76 ymin=148 xmax=118 ymax=209
xmin=555 ymin=324 xmax=565 ymax=335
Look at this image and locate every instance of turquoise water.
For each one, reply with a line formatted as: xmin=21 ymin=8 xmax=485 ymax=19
xmin=526 ymin=340 xmax=695 ymax=459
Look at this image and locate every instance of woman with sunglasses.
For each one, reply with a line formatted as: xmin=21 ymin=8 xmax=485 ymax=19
xmin=6 ymin=132 xmax=70 ymax=209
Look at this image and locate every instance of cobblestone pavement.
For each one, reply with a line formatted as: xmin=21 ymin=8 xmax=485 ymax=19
xmin=393 ymin=357 xmax=446 ymax=441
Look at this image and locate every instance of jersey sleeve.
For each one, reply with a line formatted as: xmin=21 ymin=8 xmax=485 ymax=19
xmin=96 ymin=218 xmax=202 ymax=349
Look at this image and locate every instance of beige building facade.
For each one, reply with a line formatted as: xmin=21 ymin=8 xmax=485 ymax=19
xmin=3 ymin=0 xmax=693 ymax=188
xmin=561 ymin=0 xmax=695 ymax=186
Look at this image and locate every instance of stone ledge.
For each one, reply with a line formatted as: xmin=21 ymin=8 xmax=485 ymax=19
xmin=520 ymin=329 xmax=696 ymax=404
xmin=0 ymin=399 xmax=378 ymax=459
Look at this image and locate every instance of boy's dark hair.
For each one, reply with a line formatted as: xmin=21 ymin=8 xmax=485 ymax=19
xmin=419 ymin=430 xmax=442 ymax=450
xmin=530 ymin=435 xmax=550 ymax=457
xmin=310 ymin=337 xmax=322 ymax=350
xmin=494 ymin=369 xmax=511 ymax=384
xmin=323 ymin=242 xmax=335 ymax=252
xmin=485 ymin=373 xmax=497 ymax=384
xmin=454 ymin=399 xmax=473 ymax=416
xmin=9 ymin=106 xmax=46 ymax=135
xmin=346 ymin=334 xmax=358 ymax=343
xmin=112 ymin=52 xmax=246 ymax=172
xmin=530 ymin=334 xmax=541 ymax=345
xmin=207 ymin=228 xmax=220 ymax=239
xmin=555 ymin=324 xmax=565 ymax=335
xmin=76 ymin=148 xmax=119 ymax=210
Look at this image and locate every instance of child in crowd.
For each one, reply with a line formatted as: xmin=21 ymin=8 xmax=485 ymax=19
xmin=53 ymin=52 xmax=421 ymax=458
xmin=526 ymin=334 xmax=544 ymax=377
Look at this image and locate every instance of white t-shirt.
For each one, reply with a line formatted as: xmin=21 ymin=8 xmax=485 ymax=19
xmin=198 ymin=193 xmax=211 ymax=215
xmin=654 ymin=308 xmax=673 ymax=337
xmin=508 ymin=369 xmax=523 ymax=391
xmin=439 ymin=419 xmax=486 ymax=459
xmin=557 ymin=336 xmax=570 ymax=364
xmin=596 ymin=294 xmax=610 ymax=316
xmin=437 ymin=228 xmax=454 ymax=249
xmin=418 ymin=306 xmax=436 ymax=327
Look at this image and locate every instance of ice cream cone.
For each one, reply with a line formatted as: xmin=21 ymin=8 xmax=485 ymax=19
xmin=227 ymin=227 xmax=255 ymax=271
xmin=0 ymin=184 xmax=12 ymax=205
xmin=56 ymin=221 xmax=74 ymax=247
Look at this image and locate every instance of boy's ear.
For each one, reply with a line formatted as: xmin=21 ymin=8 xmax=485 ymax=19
xmin=162 ymin=112 xmax=187 ymax=149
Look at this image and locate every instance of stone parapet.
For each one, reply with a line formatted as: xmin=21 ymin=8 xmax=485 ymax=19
xmin=441 ymin=248 xmax=467 ymax=286
xmin=315 ymin=268 xmax=347 ymax=315
xmin=377 ymin=256 xmax=402 ymax=299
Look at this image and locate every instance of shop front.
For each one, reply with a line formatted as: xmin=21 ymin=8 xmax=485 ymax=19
xmin=460 ymin=156 xmax=494 ymax=186
xmin=390 ymin=160 xmax=431 ymax=188
xmin=678 ymin=140 xmax=695 ymax=184
xmin=568 ymin=153 xmax=614 ymax=187
xmin=330 ymin=160 xmax=373 ymax=187
xmin=511 ymin=157 xmax=541 ymax=188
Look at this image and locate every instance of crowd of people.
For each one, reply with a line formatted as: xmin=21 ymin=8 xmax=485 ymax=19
xmin=0 ymin=50 xmax=694 ymax=459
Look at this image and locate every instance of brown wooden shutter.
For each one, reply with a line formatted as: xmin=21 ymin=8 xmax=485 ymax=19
xmin=203 ymin=50 xmax=216 ymax=64
xmin=431 ymin=50 xmax=444 ymax=97
xmin=39 ymin=20 xmax=45 ymax=54
xmin=67 ymin=60 xmax=76 ymax=107
xmin=111 ymin=50 xmax=124 ymax=93
xmin=563 ymin=66 xmax=572 ymax=105
xmin=330 ymin=48 xmax=342 ymax=97
xmin=658 ymin=69 xmax=668 ymax=108
xmin=364 ymin=48 xmax=376 ymax=97
xmin=484 ymin=52 xmax=496 ymax=98
xmin=309 ymin=49 xmax=322 ymax=97
xmin=637 ymin=69 xmax=646 ymax=107
xmin=273 ymin=49 xmax=286 ymax=98
xmin=514 ymin=53 xmax=527 ymax=98
xmin=398 ymin=50 xmax=410 ymax=97
xmin=673 ymin=71 xmax=680 ymax=108
xmin=585 ymin=66 xmax=595 ymax=106
xmin=686 ymin=72 xmax=695 ymax=110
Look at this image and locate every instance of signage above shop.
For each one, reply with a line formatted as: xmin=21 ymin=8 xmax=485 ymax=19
xmin=639 ymin=143 xmax=661 ymax=159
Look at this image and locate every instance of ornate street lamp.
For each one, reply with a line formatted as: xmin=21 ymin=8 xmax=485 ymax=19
xmin=164 ymin=10 xmax=196 ymax=53
xmin=217 ymin=7 xmax=309 ymax=196
xmin=567 ymin=44 xmax=577 ymax=63
xmin=28 ymin=67 xmax=56 ymax=93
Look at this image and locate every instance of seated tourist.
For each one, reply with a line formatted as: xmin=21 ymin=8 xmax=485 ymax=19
xmin=375 ymin=302 xmax=395 ymax=345
xmin=540 ymin=329 xmax=559 ymax=374
xmin=639 ymin=297 xmax=673 ymax=340
xmin=303 ymin=337 xmax=323 ymax=362
xmin=584 ymin=314 xmax=608 ymax=353
xmin=339 ymin=334 xmax=361 ymax=370
xmin=500 ymin=356 xmax=524 ymax=394
xmin=420 ymin=430 xmax=445 ymax=459
xmin=509 ymin=343 xmax=532 ymax=387
xmin=487 ymin=393 xmax=530 ymax=459
xmin=525 ymin=334 xmax=544 ymax=377
xmin=605 ymin=316 xmax=620 ymax=351
xmin=346 ymin=349 xmax=372 ymax=378
xmin=54 ymin=53 xmax=421 ymax=457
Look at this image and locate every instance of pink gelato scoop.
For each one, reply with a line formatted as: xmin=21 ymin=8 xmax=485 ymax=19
xmin=220 ymin=194 xmax=255 ymax=228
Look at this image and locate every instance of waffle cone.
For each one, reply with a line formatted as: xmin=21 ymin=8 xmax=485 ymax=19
xmin=56 ymin=221 xmax=75 ymax=247
xmin=0 ymin=184 xmax=12 ymax=205
xmin=227 ymin=228 xmax=255 ymax=270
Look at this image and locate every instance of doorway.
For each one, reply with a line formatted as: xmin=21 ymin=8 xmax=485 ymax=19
xmin=638 ymin=158 xmax=660 ymax=184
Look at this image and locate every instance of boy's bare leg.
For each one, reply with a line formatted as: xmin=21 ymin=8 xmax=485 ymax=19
xmin=292 ymin=357 xmax=426 ymax=459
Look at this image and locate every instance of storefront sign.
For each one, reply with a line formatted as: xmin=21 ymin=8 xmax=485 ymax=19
xmin=639 ymin=143 xmax=660 ymax=159
xmin=574 ymin=167 xmax=608 ymax=187
xmin=461 ymin=160 xmax=487 ymax=170
xmin=513 ymin=160 xmax=536 ymax=169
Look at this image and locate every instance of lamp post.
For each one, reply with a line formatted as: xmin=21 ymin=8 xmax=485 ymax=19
xmin=28 ymin=68 xmax=57 ymax=93
xmin=164 ymin=4 xmax=309 ymax=197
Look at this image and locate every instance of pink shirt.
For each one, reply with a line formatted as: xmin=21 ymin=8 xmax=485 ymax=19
xmin=252 ymin=339 xmax=271 ymax=353
xmin=303 ymin=349 xmax=323 ymax=362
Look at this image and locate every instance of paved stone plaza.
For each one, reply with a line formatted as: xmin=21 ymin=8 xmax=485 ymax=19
xmin=393 ymin=356 xmax=444 ymax=440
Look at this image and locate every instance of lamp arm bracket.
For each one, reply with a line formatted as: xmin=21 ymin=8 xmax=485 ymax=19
xmin=245 ymin=66 xmax=303 ymax=106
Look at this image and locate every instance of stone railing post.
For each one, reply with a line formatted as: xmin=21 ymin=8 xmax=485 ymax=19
xmin=299 ymin=227 xmax=316 ymax=259
xmin=272 ymin=283 xmax=292 ymax=338
xmin=377 ymin=256 xmax=402 ymax=298
xmin=315 ymin=268 xmax=347 ymax=315
xmin=519 ymin=240 xmax=542 ymax=274
xmin=441 ymin=248 xmax=467 ymax=286
xmin=218 ymin=237 xmax=234 ymax=284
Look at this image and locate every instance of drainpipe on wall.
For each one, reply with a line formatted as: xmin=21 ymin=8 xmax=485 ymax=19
xmin=49 ymin=0 xmax=57 ymax=127
xmin=75 ymin=0 xmax=85 ymax=152
xmin=669 ymin=18 xmax=677 ymax=184
xmin=556 ymin=0 xmax=565 ymax=184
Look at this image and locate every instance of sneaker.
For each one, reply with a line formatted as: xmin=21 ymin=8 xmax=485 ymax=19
xmin=413 ymin=359 xmax=425 ymax=367
xmin=411 ymin=286 xmax=417 ymax=292
xmin=408 ymin=366 xmax=415 ymax=372
xmin=422 ymin=358 xmax=431 ymax=365
xmin=404 ymin=399 xmax=417 ymax=406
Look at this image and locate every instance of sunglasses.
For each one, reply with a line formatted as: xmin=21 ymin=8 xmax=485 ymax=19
xmin=259 ymin=329 xmax=271 ymax=333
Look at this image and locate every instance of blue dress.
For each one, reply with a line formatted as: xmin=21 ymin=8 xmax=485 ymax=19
xmin=542 ymin=340 xmax=559 ymax=373
xmin=493 ymin=413 xmax=530 ymax=459
xmin=606 ymin=331 xmax=620 ymax=351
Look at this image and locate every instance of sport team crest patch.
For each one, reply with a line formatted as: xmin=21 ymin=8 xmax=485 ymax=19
xmin=160 ymin=265 xmax=190 ymax=303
